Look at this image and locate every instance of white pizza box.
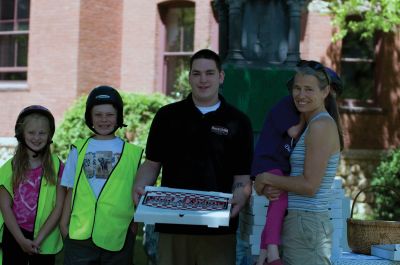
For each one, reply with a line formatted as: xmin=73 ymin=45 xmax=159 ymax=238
xmin=371 ymin=246 xmax=400 ymax=261
xmin=134 ymin=186 xmax=232 ymax=228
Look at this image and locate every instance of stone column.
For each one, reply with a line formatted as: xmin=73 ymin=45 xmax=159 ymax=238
xmin=214 ymin=0 xmax=229 ymax=61
xmin=285 ymin=0 xmax=304 ymax=66
xmin=226 ymin=0 xmax=245 ymax=62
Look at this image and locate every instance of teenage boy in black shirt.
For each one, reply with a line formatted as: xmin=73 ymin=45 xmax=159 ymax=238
xmin=133 ymin=49 xmax=253 ymax=265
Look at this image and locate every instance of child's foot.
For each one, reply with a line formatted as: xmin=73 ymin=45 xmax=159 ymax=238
xmin=256 ymin=248 xmax=268 ymax=265
xmin=267 ymin=258 xmax=283 ymax=265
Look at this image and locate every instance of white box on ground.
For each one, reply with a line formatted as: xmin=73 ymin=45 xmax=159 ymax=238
xmin=252 ymin=213 xmax=267 ymax=226
xmin=331 ymin=218 xmax=344 ymax=229
xmin=134 ymin=186 xmax=232 ymax=228
xmin=332 ymin=177 xmax=343 ymax=189
xmin=371 ymin=246 xmax=400 ymax=261
xmin=251 ymin=243 xmax=261 ymax=255
xmin=249 ymin=204 xmax=268 ymax=215
xmin=373 ymin=244 xmax=400 ymax=251
xmin=329 ymin=199 xmax=342 ymax=209
xmin=329 ymin=208 xmax=343 ymax=218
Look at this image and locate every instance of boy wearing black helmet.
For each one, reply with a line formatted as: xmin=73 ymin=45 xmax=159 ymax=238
xmin=60 ymin=86 xmax=143 ymax=265
xmin=0 ymin=105 xmax=65 ymax=265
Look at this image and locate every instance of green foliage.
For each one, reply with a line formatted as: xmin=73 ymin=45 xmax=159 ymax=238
xmin=328 ymin=0 xmax=400 ymax=41
xmin=370 ymin=148 xmax=400 ymax=220
xmin=170 ymin=67 xmax=191 ymax=100
xmin=52 ymin=92 xmax=174 ymax=161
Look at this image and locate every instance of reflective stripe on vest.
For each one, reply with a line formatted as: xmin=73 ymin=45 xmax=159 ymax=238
xmin=69 ymin=138 xmax=143 ymax=251
xmin=0 ymin=155 xmax=63 ymax=254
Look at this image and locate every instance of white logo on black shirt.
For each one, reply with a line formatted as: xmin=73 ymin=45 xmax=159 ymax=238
xmin=211 ymin=126 xmax=229 ymax=135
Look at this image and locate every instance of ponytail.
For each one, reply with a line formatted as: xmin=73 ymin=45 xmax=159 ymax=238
xmin=325 ymin=93 xmax=344 ymax=150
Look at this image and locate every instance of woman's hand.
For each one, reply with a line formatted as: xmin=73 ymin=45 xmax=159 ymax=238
xmin=254 ymin=172 xmax=268 ymax=195
xmin=261 ymin=185 xmax=282 ymax=201
xmin=254 ymin=172 xmax=283 ymax=201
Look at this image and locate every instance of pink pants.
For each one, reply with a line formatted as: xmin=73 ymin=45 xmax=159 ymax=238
xmin=259 ymin=169 xmax=288 ymax=249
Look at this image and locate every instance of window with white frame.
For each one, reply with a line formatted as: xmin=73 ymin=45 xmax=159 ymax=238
xmin=159 ymin=2 xmax=195 ymax=96
xmin=0 ymin=0 xmax=29 ymax=81
xmin=340 ymin=30 xmax=375 ymax=101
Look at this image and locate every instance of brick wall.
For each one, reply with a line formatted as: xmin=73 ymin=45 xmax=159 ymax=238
xmin=1 ymin=3 xmax=398 ymax=153
xmin=0 ymin=0 xmax=217 ymax=138
xmin=0 ymin=0 xmax=80 ymax=137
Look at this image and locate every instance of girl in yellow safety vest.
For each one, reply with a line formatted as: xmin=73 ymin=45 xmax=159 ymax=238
xmin=0 ymin=105 xmax=65 ymax=265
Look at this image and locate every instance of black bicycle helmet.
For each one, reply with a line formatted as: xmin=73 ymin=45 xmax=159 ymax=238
xmin=15 ymin=105 xmax=55 ymax=142
xmin=85 ymin=85 xmax=125 ymax=132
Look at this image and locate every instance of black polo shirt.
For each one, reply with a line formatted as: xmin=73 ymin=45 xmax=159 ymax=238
xmin=146 ymin=94 xmax=253 ymax=235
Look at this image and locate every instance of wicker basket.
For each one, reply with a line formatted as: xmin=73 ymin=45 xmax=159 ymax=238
xmin=347 ymin=185 xmax=400 ymax=255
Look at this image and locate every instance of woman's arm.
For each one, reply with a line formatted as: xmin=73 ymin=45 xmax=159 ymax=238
xmin=255 ymin=118 xmax=339 ymax=196
xmin=59 ymin=188 xmax=72 ymax=238
xmin=0 ymin=187 xmax=38 ymax=254
xmin=33 ymin=184 xmax=66 ymax=248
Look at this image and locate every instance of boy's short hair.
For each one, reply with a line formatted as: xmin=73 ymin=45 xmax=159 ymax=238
xmin=189 ymin=49 xmax=222 ymax=73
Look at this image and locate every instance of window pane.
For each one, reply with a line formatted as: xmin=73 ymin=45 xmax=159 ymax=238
xmin=340 ymin=61 xmax=373 ymax=100
xmin=182 ymin=8 xmax=194 ymax=51
xmin=341 ymin=30 xmax=374 ymax=101
xmin=0 ymin=34 xmax=28 ymax=67
xmin=0 ymin=21 xmax=13 ymax=30
xmin=165 ymin=7 xmax=194 ymax=52
xmin=165 ymin=55 xmax=190 ymax=96
xmin=0 ymin=0 xmax=15 ymax=21
xmin=0 ymin=34 xmax=14 ymax=66
xmin=0 ymin=0 xmax=28 ymax=81
xmin=0 ymin=71 xmax=26 ymax=80
xmin=342 ymin=32 xmax=374 ymax=60
xmin=16 ymin=34 xmax=27 ymax=66
xmin=17 ymin=20 xmax=27 ymax=30
xmin=17 ymin=0 xmax=29 ymax=19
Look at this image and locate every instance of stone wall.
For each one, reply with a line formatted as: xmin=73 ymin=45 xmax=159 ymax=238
xmin=338 ymin=149 xmax=386 ymax=218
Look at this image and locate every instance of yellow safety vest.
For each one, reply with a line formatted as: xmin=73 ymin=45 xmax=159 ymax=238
xmin=0 ymin=155 xmax=63 ymax=255
xmin=69 ymin=138 xmax=143 ymax=251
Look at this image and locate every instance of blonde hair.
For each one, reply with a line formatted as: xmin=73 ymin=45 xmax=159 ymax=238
xmin=12 ymin=113 xmax=56 ymax=189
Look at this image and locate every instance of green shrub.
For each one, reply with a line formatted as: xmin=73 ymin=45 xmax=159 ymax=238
xmin=52 ymin=92 xmax=174 ymax=161
xmin=171 ymin=67 xmax=190 ymax=100
xmin=370 ymin=148 xmax=400 ymax=221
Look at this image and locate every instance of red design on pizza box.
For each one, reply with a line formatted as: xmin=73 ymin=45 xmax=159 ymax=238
xmin=134 ymin=186 xmax=233 ymax=228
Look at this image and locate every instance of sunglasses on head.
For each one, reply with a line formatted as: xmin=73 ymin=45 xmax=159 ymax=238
xmin=296 ymin=60 xmax=331 ymax=86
